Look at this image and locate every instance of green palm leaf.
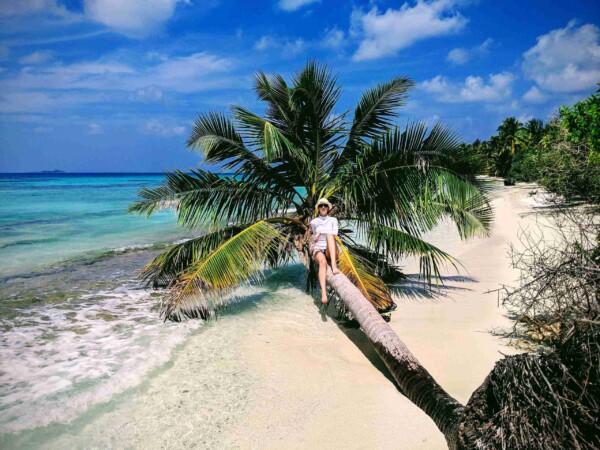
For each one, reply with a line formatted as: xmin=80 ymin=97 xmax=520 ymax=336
xmin=232 ymin=105 xmax=311 ymax=182
xmin=349 ymin=77 xmax=414 ymax=143
xmin=187 ymin=111 xmax=298 ymax=191
xmin=368 ymin=224 xmax=458 ymax=283
xmin=128 ymin=169 xmax=296 ymax=228
xmin=429 ymin=170 xmax=493 ymax=239
xmin=162 ymin=220 xmax=285 ymax=320
xmin=140 ymin=225 xmax=249 ymax=288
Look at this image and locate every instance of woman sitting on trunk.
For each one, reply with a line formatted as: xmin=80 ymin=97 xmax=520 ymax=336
xmin=310 ymin=198 xmax=340 ymax=304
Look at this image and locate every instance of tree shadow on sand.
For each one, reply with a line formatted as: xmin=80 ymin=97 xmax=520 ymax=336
xmin=316 ymin=271 xmax=479 ymax=391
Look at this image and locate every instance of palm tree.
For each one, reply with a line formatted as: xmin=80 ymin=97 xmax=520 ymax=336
xmin=498 ymin=117 xmax=528 ymax=156
xmin=524 ymin=118 xmax=544 ymax=146
xmin=129 ymin=62 xmax=493 ymax=446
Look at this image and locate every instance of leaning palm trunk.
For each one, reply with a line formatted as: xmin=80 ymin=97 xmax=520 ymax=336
xmin=327 ymin=269 xmax=465 ymax=447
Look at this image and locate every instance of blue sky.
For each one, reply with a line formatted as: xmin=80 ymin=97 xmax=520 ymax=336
xmin=0 ymin=0 xmax=599 ymax=172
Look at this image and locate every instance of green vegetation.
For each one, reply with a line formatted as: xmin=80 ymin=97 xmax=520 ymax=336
xmin=462 ymin=87 xmax=600 ymax=203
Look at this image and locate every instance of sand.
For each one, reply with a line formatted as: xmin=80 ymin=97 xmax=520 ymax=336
xmin=221 ymin=182 xmax=539 ymax=450
xmin=34 ymin=181 xmax=543 ymax=450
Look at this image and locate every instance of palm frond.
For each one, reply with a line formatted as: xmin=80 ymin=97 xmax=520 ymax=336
xmin=187 ymin=111 xmax=298 ymax=193
xmin=162 ymin=220 xmax=285 ymax=321
xmin=232 ymin=105 xmax=312 ymax=183
xmin=429 ymin=170 xmax=493 ymax=239
xmin=128 ymin=169 xmax=295 ymax=228
xmin=139 ymin=225 xmax=247 ymax=288
xmin=368 ymin=224 xmax=459 ymax=283
xmin=332 ymin=77 xmax=414 ymax=175
xmin=335 ymin=237 xmax=395 ymax=311
xmin=254 ymin=71 xmax=295 ymax=130
xmin=349 ymin=76 xmax=414 ymax=144
xmin=341 ymin=242 xmax=406 ymax=283
xmin=334 ymin=121 xmax=493 ymax=239
xmin=187 ymin=111 xmax=250 ymax=168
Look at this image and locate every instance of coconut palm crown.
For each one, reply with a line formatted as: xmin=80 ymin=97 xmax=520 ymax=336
xmin=129 ymin=62 xmax=493 ymax=321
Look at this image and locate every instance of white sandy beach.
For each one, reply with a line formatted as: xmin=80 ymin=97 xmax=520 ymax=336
xmin=37 ymin=181 xmax=542 ymax=450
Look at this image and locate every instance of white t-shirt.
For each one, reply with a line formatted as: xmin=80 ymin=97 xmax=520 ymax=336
xmin=310 ymin=215 xmax=339 ymax=251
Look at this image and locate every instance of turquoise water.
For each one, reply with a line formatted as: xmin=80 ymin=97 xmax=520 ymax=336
xmin=0 ymin=173 xmax=193 ymax=279
xmin=0 ymin=174 xmax=202 ymax=440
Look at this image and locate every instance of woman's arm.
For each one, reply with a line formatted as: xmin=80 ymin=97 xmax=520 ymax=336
xmin=311 ymin=220 xmax=320 ymax=242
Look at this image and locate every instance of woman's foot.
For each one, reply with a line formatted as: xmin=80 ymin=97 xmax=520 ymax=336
xmin=332 ymin=267 xmax=340 ymax=275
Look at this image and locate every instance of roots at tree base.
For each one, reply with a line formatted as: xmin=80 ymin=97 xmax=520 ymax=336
xmin=457 ymin=320 xmax=599 ymax=449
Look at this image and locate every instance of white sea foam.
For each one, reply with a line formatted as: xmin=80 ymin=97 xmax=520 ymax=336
xmin=112 ymin=243 xmax=155 ymax=252
xmin=0 ymin=286 xmax=202 ymax=433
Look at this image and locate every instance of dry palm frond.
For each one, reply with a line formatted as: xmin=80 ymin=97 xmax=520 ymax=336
xmin=336 ymin=237 xmax=394 ymax=311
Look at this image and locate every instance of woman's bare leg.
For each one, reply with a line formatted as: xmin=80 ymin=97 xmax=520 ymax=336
xmin=325 ymin=234 xmax=340 ymax=274
xmin=314 ymin=251 xmax=328 ymax=303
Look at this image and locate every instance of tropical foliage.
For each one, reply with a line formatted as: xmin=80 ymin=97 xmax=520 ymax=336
xmin=461 ymin=87 xmax=600 ymax=204
xmin=129 ymin=62 xmax=492 ymax=321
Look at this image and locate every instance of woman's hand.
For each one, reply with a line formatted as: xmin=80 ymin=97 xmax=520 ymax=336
xmin=313 ymin=233 xmax=320 ymax=243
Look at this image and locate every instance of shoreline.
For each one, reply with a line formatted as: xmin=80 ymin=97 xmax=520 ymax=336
xmin=3 ymin=181 xmax=544 ymax=449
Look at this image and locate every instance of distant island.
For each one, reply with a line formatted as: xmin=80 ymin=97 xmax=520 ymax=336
xmin=40 ymin=170 xmax=66 ymax=173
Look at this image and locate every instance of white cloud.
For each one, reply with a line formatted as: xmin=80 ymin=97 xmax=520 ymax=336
xmin=84 ymin=0 xmax=186 ymax=38
xmin=254 ymin=36 xmax=306 ymax=57
xmin=19 ymin=50 xmax=54 ymax=65
xmin=0 ymin=52 xmax=234 ymax=94
xmin=522 ymin=86 xmax=547 ymax=104
xmin=278 ymin=0 xmax=320 ymax=12
xmin=0 ymin=91 xmax=104 ymax=113
xmin=0 ymin=0 xmax=68 ymax=17
xmin=420 ymin=75 xmax=450 ymax=94
xmin=132 ymin=85 xmax=163 ymax=102
xmin=447 ymin=38 xmax=492 ymax=64
xmin=145 ymin=118 xmax=186 ymax=137
xmin=255 ymin=36 xmax=276 ymax=51
xmin=447 ymin=48 xmax=469 ymax=64
xmin=322 ymin=28 xmax=346 ymax=49
xmin=148 ymin=52 xmax=233 ymax=91
xmin=421 ymin=72 xmax=515 ymax=102
xmin=523 ymin=21 xmax=600 ymax=93
xmin=459 ymin=73 xmax=515 ymax=101
xmin=88 ymin=123 xmax=102 ymax=134
xmin=352 ymin=1 xmax=468 ymax=61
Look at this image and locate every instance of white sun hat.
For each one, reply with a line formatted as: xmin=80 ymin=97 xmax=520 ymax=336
xmin=316 ymin=197 xmax=332 ymax=208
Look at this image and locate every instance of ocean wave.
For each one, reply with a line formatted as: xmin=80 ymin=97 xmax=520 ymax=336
xmin=0 ymin=286 xmax=203 ymax=433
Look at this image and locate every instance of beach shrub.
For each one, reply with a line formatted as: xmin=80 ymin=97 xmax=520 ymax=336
xmin=560 ymin=85 xmax=600 ymax=163
xmin=508 ymin=146 xmax=539 ymax=182
xmin=461 ymin=89 xmax=600 ymax=204
xmin=459 ymin=208 xmax=600 ymax=449
xmin=537 ymin=122 xmax=600 ymax=203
